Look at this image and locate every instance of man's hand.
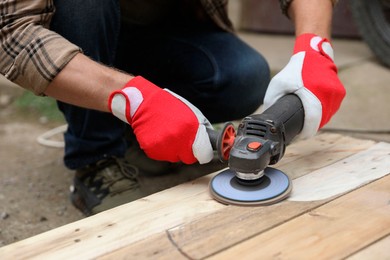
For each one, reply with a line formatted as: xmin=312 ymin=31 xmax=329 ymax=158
xmin=109 ymin=76 xmax=214 ymax=164
xmin=264 ymin=33 xmax=346 ymax=138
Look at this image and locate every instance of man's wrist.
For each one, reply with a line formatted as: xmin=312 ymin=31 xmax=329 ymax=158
xmin=279 ymin=0 xmax=339 ymax=17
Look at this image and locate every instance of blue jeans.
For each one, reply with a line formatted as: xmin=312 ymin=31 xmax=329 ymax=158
xmin=50 ymin=0 xmax=270 ymax=170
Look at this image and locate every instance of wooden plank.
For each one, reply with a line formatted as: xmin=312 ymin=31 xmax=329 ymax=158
xmin=149 ymin=143 xmax=390 ymax=259
xmin=167 ymin=200 xmax=323 ymax=259
xmin=276 ymin=133 xmax=376 ymax=179
xmin=0 ymin=134 xmax=379 ymax=259
xmin=97 ymin=139 xmax=387 ymax=259
xmin=209 ymin=176 xmax=390 ymax=260
xmin=97 ymin=201 xmax=324 ymax=260
xmin=347 ymin=235 xmax=390 ymax=260
xmin=0 ymin=175 xmax=225 ymax=260
xmin=289 ymin=142 xmax=390 ymax=201
xmin=99 ymin=233 xmax=186 ymax=260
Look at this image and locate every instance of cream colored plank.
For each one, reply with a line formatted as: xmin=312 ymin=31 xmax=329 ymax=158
xmin=105 ymin=139 xmax=386 ymax=260
xmin=289 ymin=142 xmax=390 ymax=201
xmin=209 ymin=176 xmax=390 ymax=260
xmin=0 ymin=134 xmax=378 ymax=259
xmin=167 ymin=200 xmax=323 ymax=259
xmin=276 ymin=133 xmax=376 ymax=179
xmin=0 ymin=174 xmax=225 ymax=260
xmin=347 ymin=235 xmax=390 ymax=260
xmin=94 ymin=133 xmax=371 ymax=259
xmin=98 ymin=233 xmax=186 ymax=260
xmin=163 ymin=143 xmax=390 ymax=259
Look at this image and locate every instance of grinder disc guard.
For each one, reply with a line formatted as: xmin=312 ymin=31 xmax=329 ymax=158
xmin=209 ymin=167 xmax=292 ymax=206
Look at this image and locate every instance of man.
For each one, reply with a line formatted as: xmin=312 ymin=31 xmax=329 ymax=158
xmin=0 ymin=0 xmax=345 ymax=216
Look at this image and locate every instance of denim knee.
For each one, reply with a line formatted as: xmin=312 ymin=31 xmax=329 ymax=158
xmin=51 ymin=0 xmax=120 ymax=64
xmin=198 ymin=47 xmax=270 ymax=123
xmin=221 ymin=51 xmax=270 ymax=117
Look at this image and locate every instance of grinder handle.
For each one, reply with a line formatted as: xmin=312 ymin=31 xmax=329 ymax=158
xmin=261 ymin=94 xmax=304 ymax=145
xmin=207 ymin=128 xmax=219 ymax=151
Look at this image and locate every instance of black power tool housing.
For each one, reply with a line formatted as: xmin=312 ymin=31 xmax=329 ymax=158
xmin=209 ymin=94 xmax=304 ymax=205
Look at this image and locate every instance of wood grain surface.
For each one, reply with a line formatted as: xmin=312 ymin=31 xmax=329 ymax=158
xmin=0 ymin=133 xmax=389 ymax=260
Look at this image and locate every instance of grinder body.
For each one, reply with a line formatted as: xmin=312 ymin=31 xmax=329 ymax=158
xmin=229 ymin=94 xmax=304 ymax=181
xmin=209 ymin=94 xmax=305 ymax=205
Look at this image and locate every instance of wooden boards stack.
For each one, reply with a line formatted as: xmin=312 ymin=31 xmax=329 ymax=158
xmin=1 ymin=133 xmax=389 ymax=259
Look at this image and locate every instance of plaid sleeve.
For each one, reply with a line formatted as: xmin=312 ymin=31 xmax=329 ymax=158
xmin=200 ymin=0 xmax=234 ymax=32
xmin=0 ymin=0 xmax=81 ymax=95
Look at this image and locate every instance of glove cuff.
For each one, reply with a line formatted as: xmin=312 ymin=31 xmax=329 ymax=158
xmin=108 ymin=76 xmax=157 ymax=124
xmin=294 ymin=33 xmax=334 ymax=61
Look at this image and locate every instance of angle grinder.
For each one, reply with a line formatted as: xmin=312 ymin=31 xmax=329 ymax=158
xmin=208 ymin=94 xmax=304 ymax=206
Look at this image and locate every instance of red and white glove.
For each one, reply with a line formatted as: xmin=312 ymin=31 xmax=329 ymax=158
xmin=264 ymin=33 xmax=346 ymax=139
xmin=108 ymin=76 xmax=214 ymax=164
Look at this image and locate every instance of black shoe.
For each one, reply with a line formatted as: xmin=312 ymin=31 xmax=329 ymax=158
xmin=70 ymin=157 xmax=143 ymax=216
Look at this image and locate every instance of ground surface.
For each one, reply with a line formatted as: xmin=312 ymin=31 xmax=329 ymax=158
xmin=0 ymin=94 xmax=83 ymax=246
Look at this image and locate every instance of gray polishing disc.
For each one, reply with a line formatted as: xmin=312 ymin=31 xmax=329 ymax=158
xmin=209 ymin=167 xmax=292 ymax=206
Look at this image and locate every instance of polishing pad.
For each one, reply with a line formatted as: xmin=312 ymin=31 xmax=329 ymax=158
xmin=209 ymin=167 xmax=292 ymax=206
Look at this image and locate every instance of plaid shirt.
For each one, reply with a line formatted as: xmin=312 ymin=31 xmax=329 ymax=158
xmin=0 ymin=0 xmax=234 ymax=95
xmin=0 ymin=1 xmax=80 ymax=94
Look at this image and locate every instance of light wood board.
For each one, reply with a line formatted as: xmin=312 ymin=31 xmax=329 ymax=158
xmin=0 ymin=133 xmax=389 ymax=260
